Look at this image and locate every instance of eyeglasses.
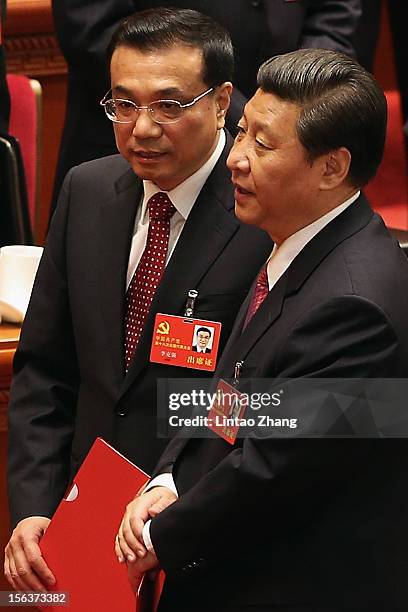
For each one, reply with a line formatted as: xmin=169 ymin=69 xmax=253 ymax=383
xmin=100 ymin=87 xmax=214 ymax=125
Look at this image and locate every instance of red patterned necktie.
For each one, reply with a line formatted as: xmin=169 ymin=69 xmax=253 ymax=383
xmin=243 ymin=264 xmax=269 ymax=328
xmin=124 ymin=192 xmax=176 ymax=370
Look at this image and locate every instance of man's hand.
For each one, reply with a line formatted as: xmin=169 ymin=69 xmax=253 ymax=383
xmin=127 ymin=551 xmax=159 ymax=595
xmin=115 ymin=486 xmax=177 ymax=563
xmin=4 ymin=516 xmax=55 ymax=591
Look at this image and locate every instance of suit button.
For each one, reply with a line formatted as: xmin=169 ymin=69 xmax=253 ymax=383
xmin=115 ymin=407 xmax=127 ymax=417
xmin=184 ymin=562 xmax=193 ymax=571
xmin=251 ymin=0 xmax=262 ymax=7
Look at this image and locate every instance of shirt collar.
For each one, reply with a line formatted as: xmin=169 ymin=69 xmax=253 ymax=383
xmin=267 ymin=190 xmax=361 ymax=288
xmin=141 ymin=129 xmax=226 ymax=221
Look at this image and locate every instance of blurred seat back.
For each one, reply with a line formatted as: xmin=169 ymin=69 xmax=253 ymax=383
xmin=7 ymin=74 xmax=42 ymax=240
xmin=0 ymin=134 xmax=33 ymax=246
xmin=364 ymin=89 xmax=408 ymax=230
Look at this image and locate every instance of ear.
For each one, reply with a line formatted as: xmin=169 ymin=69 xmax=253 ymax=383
xmin=215 ymin=82 xmax=233 ymax=129
xmin=319 ymin=147 xmax=352 ymax=191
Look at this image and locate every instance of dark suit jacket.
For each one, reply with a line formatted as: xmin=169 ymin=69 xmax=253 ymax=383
xmin=149 ymin=195 xmax=408 ymax=611
xmin=51 ymin=0 xmax=361 ymax=210
xmin=352 ymin=0 xmax=382 ymax=72
xmin=7 ymin=138 xmax=272 ymax=526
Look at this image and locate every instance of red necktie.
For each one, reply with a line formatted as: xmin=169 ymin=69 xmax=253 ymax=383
xmin=243 ymin=265 xmax=269 ymax=328
xmin=124 ymin=192 xmax=176 ymax=370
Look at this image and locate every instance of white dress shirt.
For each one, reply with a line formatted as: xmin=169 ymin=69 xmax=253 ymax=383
xmin=126 ymin=129 xmax=226 ymax=288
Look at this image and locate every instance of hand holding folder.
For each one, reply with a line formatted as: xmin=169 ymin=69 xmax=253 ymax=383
xmin=38 ymin=438 xmax=162 ymax=611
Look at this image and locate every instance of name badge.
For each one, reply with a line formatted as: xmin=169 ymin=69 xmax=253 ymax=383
xmin=207 ymin=378 xmax=247 ymax=444
xmin=150 ymin=313 xmax=221 ymax=371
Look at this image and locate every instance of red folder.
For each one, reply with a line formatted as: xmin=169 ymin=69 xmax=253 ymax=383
xmin=39 ymin=438 xmax=151 ymax=611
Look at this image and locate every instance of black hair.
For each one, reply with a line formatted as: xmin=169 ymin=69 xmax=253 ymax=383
xmin=196 ymin=327 xmax=211 ymax=336
xmin=257 ymin=49 xmax=387 ymax=187
xmin=108 ymin=7 xmax=234 ymax=87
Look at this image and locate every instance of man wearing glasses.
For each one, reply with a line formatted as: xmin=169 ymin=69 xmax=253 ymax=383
xmin=5 ymin=8 xmax=271 ymax=591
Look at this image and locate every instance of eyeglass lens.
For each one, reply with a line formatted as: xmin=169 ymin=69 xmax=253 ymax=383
xmin=105 ymin=99 xmax=184 ymax=124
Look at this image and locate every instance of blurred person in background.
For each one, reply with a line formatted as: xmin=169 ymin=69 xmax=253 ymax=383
xmin=50 ymin=0 xmax=362 ymax=216
xmin=0 ymin=0 xmax=10 ymax=133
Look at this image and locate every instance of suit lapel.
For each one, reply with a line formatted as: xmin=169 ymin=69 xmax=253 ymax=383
xmin=285 ymin=194 xmax=373 ymax=296
xmin=119 ymin=135 xmax=239 ymax=395
xmin=216 ymin=194 xmax=374 ymax=377
xmin=99 ymin=168 xmax=142 ymax=384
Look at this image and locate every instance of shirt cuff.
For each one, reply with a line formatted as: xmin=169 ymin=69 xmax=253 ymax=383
xmin=142 ymin=520 xmax=155 ymax=554
xmin=143 ymin=473 xmax=178 ymax=497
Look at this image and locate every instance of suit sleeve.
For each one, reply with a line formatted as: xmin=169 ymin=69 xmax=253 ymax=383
xmin=300 ymin=0 xmax=361 ymax=57
xmin=150 ymin=295 xmax=399 ymax=575
xmin=7 ymin=171 xmax=79 ymax=527
xmin=52 ymin=0 xmax=136 ymax=93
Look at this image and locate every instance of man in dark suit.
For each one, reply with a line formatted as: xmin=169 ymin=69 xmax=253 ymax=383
xmin=50 ymin=0 xmax=362 ymax=213
xmin=4 ymin=8 xmax=272 ymax=592
xmin=117 ymin=49 xmax=408 ymax=611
